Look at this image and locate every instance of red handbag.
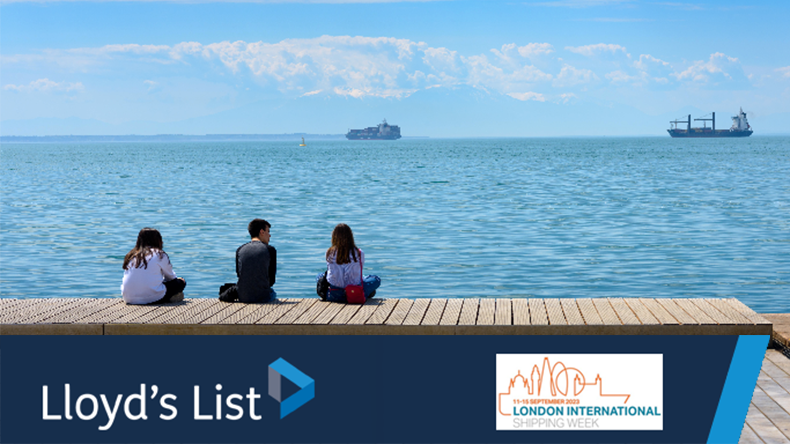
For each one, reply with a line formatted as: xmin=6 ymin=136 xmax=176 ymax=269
xmin=345 ymin=249 xmax=366 ymax=304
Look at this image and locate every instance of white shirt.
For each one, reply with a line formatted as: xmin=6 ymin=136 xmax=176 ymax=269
xmin=326 ymin=249 xmax=365 ymax=288
xmin=121 ymin=250 xmax=177 ymax=304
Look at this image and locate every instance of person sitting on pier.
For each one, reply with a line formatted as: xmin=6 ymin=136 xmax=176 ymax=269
xmin=221 ymin=218 xmax=277 ymax=303
xmin=316 ymin=223 xmax=380 ymax=303
xmin=121 ymin=228 xmax=186 ymax=305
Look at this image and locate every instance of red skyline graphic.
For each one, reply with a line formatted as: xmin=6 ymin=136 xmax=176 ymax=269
xmin=498 ymin=357 xmax=631 ymax=416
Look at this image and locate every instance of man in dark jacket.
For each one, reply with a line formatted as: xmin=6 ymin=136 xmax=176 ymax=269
xmin=222 ymin=218 xmax=277 ymax=303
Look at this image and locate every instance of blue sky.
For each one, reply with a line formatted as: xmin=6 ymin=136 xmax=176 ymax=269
xmin=1 ymin=0 xmax=789 ymax=136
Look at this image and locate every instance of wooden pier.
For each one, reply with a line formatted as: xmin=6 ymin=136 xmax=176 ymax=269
xmin=0 ymin=297 xmax=772 ymax=336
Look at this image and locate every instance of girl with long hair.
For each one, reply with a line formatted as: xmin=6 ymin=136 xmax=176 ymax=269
xmin=121 ymin=228 xmax=186 ymax=304
xmin=317 ymin=223 xmax=381 ymax=302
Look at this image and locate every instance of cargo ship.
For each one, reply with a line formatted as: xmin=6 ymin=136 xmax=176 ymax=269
xmin=667 ymin=108 xmax=752 ymax=138
xmin=346 ymin=119 xmax=402 ymax=140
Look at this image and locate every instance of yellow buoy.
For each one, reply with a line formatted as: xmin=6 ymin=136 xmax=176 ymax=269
xmin=299 ymin=137 xmax=306 ymax=147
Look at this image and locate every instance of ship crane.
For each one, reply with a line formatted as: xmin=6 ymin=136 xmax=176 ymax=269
xmin=670 ymin=115 xmax=692 ymax=131
xmin=694 ymin=112 xmax=716 ymax=131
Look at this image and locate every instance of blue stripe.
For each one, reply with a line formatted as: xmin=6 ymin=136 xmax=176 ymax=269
xmin=707 ymin=335 xmax=769 ymax=444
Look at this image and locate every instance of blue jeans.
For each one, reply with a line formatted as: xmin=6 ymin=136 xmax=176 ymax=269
xmin=316 ymin=274 xmax=381 ymax=303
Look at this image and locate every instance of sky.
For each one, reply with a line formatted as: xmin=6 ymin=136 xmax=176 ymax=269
xmin=1 ymin=0 xmax=789 ymax=136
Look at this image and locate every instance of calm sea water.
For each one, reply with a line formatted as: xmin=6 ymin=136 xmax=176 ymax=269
xmin=1 ymin=137 xmax=788 ymax=312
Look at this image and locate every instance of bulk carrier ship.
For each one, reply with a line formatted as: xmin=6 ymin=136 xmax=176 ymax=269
xmin=346 ymin=119 xmax=402 ymax=140
xmin=667 ymin=108 xmax=752 ymax=138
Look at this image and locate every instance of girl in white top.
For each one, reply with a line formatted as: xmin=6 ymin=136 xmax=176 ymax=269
xmin=121 ymin=228 xmax=186 ymax=304
xmin=322 ymin=223 xmax=381 ymax=302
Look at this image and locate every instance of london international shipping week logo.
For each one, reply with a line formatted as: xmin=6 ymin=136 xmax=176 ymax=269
xmin=496 ymin=354 xmax=662 ymax=431
xmin=268 ymin=358 xmax=315 ymax=418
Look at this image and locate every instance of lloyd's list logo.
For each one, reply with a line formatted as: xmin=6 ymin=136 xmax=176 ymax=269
xmin=268 ymin=358 xmax=315 ymax=419
xmin=496 ymin=354 xmax=663 ymax=431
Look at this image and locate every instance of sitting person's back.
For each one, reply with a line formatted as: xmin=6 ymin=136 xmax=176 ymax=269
xmin=235 ymin=218 xmax=276 ymax=303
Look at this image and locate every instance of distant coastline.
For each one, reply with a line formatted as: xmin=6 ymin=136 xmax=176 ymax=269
xmin=1 ymin=134 xmax=430 ymax=143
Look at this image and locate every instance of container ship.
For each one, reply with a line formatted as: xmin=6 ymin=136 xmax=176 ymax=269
xmin=667 ymin=108 xmax=752 ymax=138
xmin=346 ymin=119 xmax=402 ymax=140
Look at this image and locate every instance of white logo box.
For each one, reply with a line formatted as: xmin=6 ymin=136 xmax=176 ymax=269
xmin=496 ymin=354 xmax=663 ymax=431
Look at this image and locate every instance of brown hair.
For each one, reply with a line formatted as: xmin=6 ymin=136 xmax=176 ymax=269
xmin=123 ymin=228 xmax=166 ymax=270
xmin=326 ymin=223 xmax=359 ymax=265
xmin=248 ymin=218 xmax=271 ymax=238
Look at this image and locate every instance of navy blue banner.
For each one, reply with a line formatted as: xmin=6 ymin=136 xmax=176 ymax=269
xmin=0 ymin=335 xmax=752 ymax=443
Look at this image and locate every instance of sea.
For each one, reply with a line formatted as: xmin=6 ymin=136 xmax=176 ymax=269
xmin=1 ymin=137 xmax=788 ymax=312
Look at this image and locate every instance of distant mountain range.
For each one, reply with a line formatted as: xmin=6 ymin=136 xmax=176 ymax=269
xmin=2 ymin=86 xmax=788 ymax=137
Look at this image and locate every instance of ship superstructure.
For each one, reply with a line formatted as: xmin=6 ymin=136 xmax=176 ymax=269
xmin=346 ymin=119 xmax=402 ymax=140
xmin=667 ymin=108 xmax=752 ymax=138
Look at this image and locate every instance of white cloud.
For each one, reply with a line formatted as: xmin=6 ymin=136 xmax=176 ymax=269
xmin=672 ymin=52 xmax=743 ymax=83
xmin=605 ymin=70 xmax=640 ymax=84
xmin=507 ymin=91 xmax=546 ymax=102
xmin=633 ymin=54 xmax=670 ymax=71
xmin=553 ymin=64 xmax=597 ymax=87
xmin=301 ymin=89 xmax=323 ymax=96
xmin=777 ymin=66 xmax=790 ymax=79
xmin=3 ymin=78 xmax=84 ymax=92
xmin=517 ymin=43 xmax=554 ymax=58
xmin=565 ymin=43 xmax=627 ymax=57
xmin=556 ymin=92 xmax=577 ymax=103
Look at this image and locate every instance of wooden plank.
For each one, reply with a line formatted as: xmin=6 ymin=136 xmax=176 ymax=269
xmin=365 ymin=298 xmax=399 ymax=324
xmin=476 ymin=299 xmax=495 ymax=325
xmin=30 ymin=299 xmax=97 ymax=323
xmin=560 ymin=299 xmax=584 ymax=325
xmin=201 ymin=303 xmax=247 ymax=324
xmin=107 ymin=305 xmax=162 ymax=324
xmin=528 ymin=299 xmax=548 ymax=325
xmin=757 ymin=378 xmax=790 ymax=418
xmin=766 ymin=351 xmax=790 ymax=376
xmin=0 ymin=299 xmax=46 ymax=322
xmin=673 ymin=299 xmax=716 ymax=324
xmin=706 ymin=299 xmax=753 ymax=324
xmin=273 ymin=299 xmax=318 ymax=325
xmin=610 ymin=298 xmax=640 ymax=325
xmin=545 ymin=299 xmax=567 ymax=326
xmin=57 ymin=299 xmax=121 ymax=323
xmin=311 ymin=302 xmax=346 ymax=325
xmin=746 ymin=404 xmax=790 ymax=444
xmin=739 ymin=424 xmax=765 ymax=444
xmin=512 ymin=299 xmax=530 ymax=325
xmin=256 ymin=299 xmax=302 ymax=325
xmin=458 ymin=299 xmax=479 ymax=325
xmin=78 ymin=300 xmax=133 ymax=323
xmin=750 ymin=387 xmax=790 ymax=440
xmin=624 ymin=299 xmax=659 ymax=325
xmin=159 ymin=300 xmax=222 ymax=324
xmin=495 ymin=299 xmax=512 ymax=326
xmin=576 ymin=299 xmax=603 ymax=325
xmin=292 ymin=301 xmax=334 ymax=325
xmin=656 ymin=298 xmax=698 ymax=325
xmin=2 ymin=299 xmax=75 ymax=323
xmin=403 ymin=299 xmax=431 ymax=326
xmin=346 ymin=299 xmax=384 ymax=325
xmin=593 ymin=299 xmax=621 ymax=325
xmin=439 ymin=299 xmax=463 ymax=325
xmin=221 ymin=303 xmax=276 ymax=325
xmin=761 ymin=360 xmax=790 ymax=383
xmin=693 ymin=299 xmax=736 ymax=325
xmin=329 ymin=303 xmax=363 ymax=325
xmin=421 ymin=299 xmax=447 ymax=326
xmin=385 ymin=299 xmax=414 ymax=325
xmin=646 ymin=299 xmax=683 ymax=325
xmin=728 ymin=299 xmax=772 ymax=325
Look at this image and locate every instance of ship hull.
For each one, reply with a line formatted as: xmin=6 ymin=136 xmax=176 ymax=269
xmin=345 ymin=135 xmax=401 ymax=140
xmin=668 ymin=129 xmax=752 ymax=138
